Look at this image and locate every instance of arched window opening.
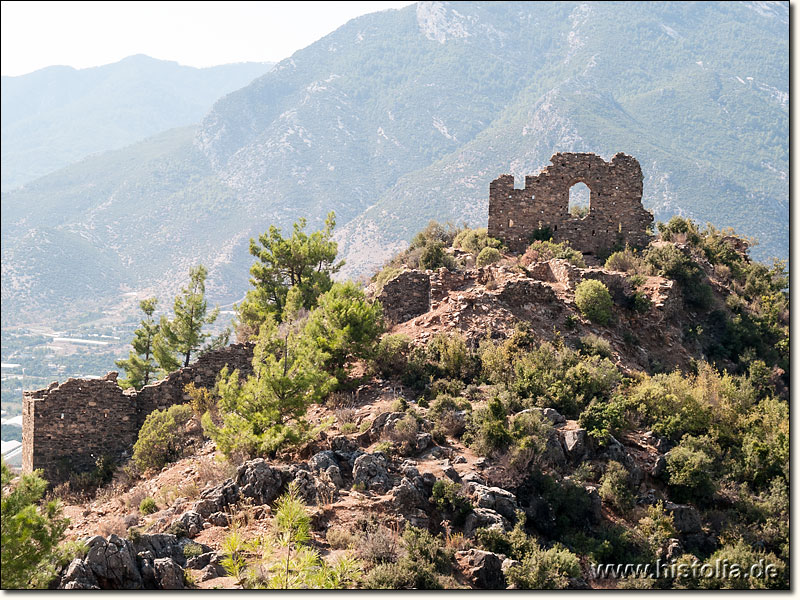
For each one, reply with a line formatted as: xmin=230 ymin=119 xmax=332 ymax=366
xmin=568 ymin=182 xmax=590 ymax=218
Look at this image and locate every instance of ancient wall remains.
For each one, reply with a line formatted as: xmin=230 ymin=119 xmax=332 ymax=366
xmin=23 ymin=343 xmax=254 ymax=484
xmin=488 ymin=152 xmax=653 ymax=254
xmin=376 ymin=271 xmax=431 ymax=324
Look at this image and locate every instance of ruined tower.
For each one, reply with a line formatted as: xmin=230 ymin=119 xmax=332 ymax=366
xmin=488 ymin=152 xmax=653 ymax=254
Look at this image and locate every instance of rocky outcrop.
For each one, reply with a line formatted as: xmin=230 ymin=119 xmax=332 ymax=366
xmin=58 ymin=533 xmax=205 ymax=590
xmin=455 ymin=549 xmax=506 ymax=589
xmin=352 ymin=452 xmax=392 ymax=493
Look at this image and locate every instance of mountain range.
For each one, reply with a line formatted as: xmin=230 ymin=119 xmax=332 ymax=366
xmin=1 ymin=54 xmax=273 ymax=190
xmin=1 ymin=1 xmax=788 ymax=329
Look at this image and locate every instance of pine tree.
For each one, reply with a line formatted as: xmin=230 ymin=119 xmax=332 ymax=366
xmin=1 ymin=460 xmax=69 ymax=589
xmin=115 ymin=298 xmax=161 ymax=389
xmin=238 ymin=212 xmax=343 ymax=331
xmin=160 ymin=265 xmax=220 ymax=367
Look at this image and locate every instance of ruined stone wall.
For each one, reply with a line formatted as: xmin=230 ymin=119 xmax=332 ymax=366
xmin=22 ymin=374 xmax=138 ymax=484
xmin=135 ymin=343 xmax=254 ymax=427
xmin=488 ymin=152 xmax=653 ymax=254
xmin=23 ymin=343 xmax=254 ymax=484
xmin=377 ymin=271 xmax=431 ymax=324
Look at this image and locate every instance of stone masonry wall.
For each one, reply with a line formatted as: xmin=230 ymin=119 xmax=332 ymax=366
xmin=23 ymin=343 xmax=254 ymax=484
xmin=377 ymin=271 xmax=431 ymax=324
xmin=488 ymin=152 xmax=653 ymax=254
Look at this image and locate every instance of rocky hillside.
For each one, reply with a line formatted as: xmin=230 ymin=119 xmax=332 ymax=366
xmin=1 ymin=1 xmax=787 ymax=328
xmin=39 ymin=225 xmax=788 ymax=590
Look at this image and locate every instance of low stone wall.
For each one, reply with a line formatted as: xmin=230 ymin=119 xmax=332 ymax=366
xmin=377 ymin=271 xmax=431 ymax=324
xmin=23 ymin=343 xmax=254 ymax=484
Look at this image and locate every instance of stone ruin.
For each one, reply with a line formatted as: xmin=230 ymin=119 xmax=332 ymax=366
xmin=488 ymin=152 xmax=653 ymax=254
xmin=22 ymin=343 xmax=254 ymax=485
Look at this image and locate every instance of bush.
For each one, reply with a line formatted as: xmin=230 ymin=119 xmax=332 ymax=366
xmin=699 ymin=540 xmax=786 ymax=589
xmin=666 ymin=440 xmax=716 ymax=503
xmin=453 ymin=227 xmax=502 ymax=255
xmin=139 ymin=497 xmax=158 ymax=515
xmin=326 ymin=527 xmax=357 ymax=550
xmin=431 ymin=480 xmax=473 ymax=526
xmin=356 ymin=527 xmax=398 ymax=566
xmin=304 ymin=281 xmax=385 ymax=377
xmin=504 ymin=544 xmax=581 ymax=590
xmin=476 ymin=246 xmax=502 ymax=267
xmin=574 ymin=280 xmax=613 ymax=325
xmin=525 ymin=240 xmax=585 ymax=267
xmin=132 ymin=404 xmax=193 ymax=472
xmin=605 ymin=248 xmax=645 ymax=273
xmin=419 ymin=242 xmax=454 ymax=271
xmin=599 ymin=461 xmax=634 ymax=512
xmin=183 ymin=542 xmax=204 ymax=559
xmin=373 ymin=334 xmax=411 ymax=378
xmin=637 ymin=502 xmax=677 ymax=560
xmin=578 ymin=334 xmax=612 ymax=358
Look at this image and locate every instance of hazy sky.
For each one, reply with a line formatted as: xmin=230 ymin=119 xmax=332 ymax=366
xmin=1 ymin=1 xmax=415 ymax=76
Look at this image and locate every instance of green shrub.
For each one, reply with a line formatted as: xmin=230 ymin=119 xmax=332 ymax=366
xmin=139 ymin=497 xmax=158 ymax=515
xmin=304 ymin=281 xmax=385 ymax=377
xmin=637 ymin=502 xmax=677 ymax=560
xmin=431 ymin=480 xmax=473 ymax=526
xmin=526 ymin=240 xmax=585 ymax=267
xmin=326 ymin=527 xmax=357 ymax=550
xmin=183 ymin=542 xmax=204 ymax=559
xmin=504 ymin=544 xmax=581 ymax=590
xmin=419 ymin=242 xmax=454 ymax=271
xmin=132 ymin=404 xmax=193 ymax=472
xmin=698 ymin=540 xmax=786 ymax=589
xmin=578 ymin=334 xmax=612 ymax=358
xmin=666 ymin=441 xmax=716 ymax=503
xmin=453 ymin=227 xmax=501 ymax=255
xmin=1 ymin=461 xmax=70 ymax=589
xmin=599 ymin=461 xmax=634 ymax=512
xmin=373 ymin=334 xmax=411 ymax=378
xmin=476 ymin=246 xmax=502 ymax=268
xmin=574 ymin=280 xmax=613 ymax=325
xmin=605 ymin=248 xmax=645 ymax=273
xmin=579 ymin=397 xmax=629 ymax=443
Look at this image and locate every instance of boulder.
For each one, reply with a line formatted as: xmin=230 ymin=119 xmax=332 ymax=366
xmin=561 ymin=429 xmax=589 ymax=463
xmin=464 ymin=508 xmax=509 ymax=538
xmin=174 ymin=511 xmax=204 ymax=538
xmin=207 ymin=512 xmax=229 ymax=527
xmin=585 ymin=486 xmax=602 ymax=523
xmin=153 ymin=558 xmax=185 ymax=589
xmin=543 ymin=432 xmax=567 ymax=468
xmin=390 ymin=477 xmax=428 ymax=511
xmin=664 ymin=502 xmax=702 ymax=534
xmin=309 ymin=450 xmax=339 ymax=473
xmin=455 ymin=549 xmax=506 ymax=589
xmin=353 ymin=452 xmax=392 ymax=493
xmin=196 ymin=479 xmax=240 ymax=517
xmin=62 ymin=558 xmax=100 ymax=590
xmin=651 ymin=455 xmax=667 ymax=478
xmin=466 ymin=482 xmax=519 ymax=521
xmin=235 ymin=459 xmax=284 ymax=505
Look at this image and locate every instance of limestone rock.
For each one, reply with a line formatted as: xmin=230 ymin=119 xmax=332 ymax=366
xmin=353 ymin=452 xmax=391 ymax=493
xmin=664 ymin=502 xmax=702 ymax=534
xmin=455 ymin=549 xmax=506 ymax=589
xmin=235 ymin=459 xmax=284 ymax=505
xmin=464 ymin=508 xmax=509 ymax=538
